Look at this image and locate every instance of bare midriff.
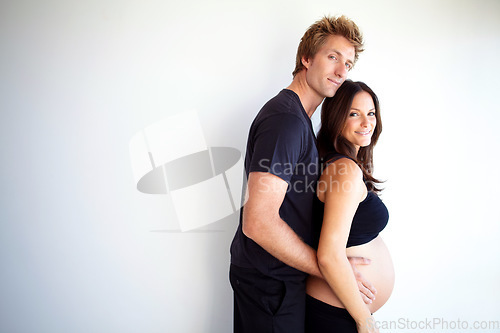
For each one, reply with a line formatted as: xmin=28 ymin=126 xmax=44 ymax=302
xmin=306 ymin=235 xmax=395 ymax=314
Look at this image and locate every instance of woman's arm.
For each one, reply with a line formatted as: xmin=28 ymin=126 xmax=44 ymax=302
xmin=316 ymin=158 xmax=375 ymax=331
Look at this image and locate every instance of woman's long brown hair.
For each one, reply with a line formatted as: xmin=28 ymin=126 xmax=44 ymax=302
xmin=317 ymin=80 xmax=383 ymax=192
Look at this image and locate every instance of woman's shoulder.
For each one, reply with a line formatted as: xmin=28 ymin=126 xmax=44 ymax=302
xmin=317 ymin=155 xmax=365 ymax=203
xmin=323 ymin=154 xmax=361 ymax=176
xmin=320 ymin=155 xmax=363 ymax=186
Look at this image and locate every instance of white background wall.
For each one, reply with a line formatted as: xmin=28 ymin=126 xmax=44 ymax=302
xmin=1 ymin=0 xmax=499 ymax=332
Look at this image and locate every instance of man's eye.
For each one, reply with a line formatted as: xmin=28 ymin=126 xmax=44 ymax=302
xmin=346 ymin=63 xmax=352 ymax=70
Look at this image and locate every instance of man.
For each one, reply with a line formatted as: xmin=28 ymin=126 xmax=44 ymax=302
xmin=229 ymin=15 xmax=374 ymax=333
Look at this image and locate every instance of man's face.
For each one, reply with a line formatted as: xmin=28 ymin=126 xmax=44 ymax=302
xmin=302 ymin=35 xmax=355 ymax=99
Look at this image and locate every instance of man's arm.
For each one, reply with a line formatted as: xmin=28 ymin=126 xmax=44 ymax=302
xmin=242 ymin=171 xmax=323 ymax=278
xmin=242 ymin=171 xmax=377 ymax=302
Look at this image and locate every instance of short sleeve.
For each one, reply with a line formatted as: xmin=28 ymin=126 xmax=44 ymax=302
xmin=248 ymin=114 xmax=305 ymax=183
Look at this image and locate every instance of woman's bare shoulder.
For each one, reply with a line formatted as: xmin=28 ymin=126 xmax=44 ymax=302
xmin=321 ymin=157 xmax=362 ymax=181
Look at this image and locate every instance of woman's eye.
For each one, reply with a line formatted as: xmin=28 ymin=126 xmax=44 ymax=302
xmin=368 ymin=112 xmax=376 ymax=116
xmin=349 ymin=112 xmax=358 ymax=117
xmin=329 ymin=55 xmax=337 ymax=60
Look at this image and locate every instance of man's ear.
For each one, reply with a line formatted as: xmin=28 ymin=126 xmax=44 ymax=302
xmin=301 ymin=56 xmax=311 ymax=70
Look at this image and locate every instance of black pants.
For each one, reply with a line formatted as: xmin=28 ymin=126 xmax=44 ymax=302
xmin=229 ymin=264 xmax=306 ymax=333
xmin=305 ymin=295 xmax=357 ymax=333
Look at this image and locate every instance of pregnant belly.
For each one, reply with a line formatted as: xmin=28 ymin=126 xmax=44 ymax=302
xmin=306 ymin=236 xmax=395 ymax=313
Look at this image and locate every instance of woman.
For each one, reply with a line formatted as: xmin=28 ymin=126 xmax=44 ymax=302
xmin=306 ymin=80 xmax=394 ymax=333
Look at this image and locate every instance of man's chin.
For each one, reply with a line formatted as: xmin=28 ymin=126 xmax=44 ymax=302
xmin=325 ymin=89 xmax=338 ymax=98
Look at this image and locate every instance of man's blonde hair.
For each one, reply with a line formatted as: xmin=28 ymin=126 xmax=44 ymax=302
xmin=292 ymin=15 xmax=364 ymax=77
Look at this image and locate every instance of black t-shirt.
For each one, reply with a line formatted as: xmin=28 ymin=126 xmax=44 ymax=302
xmin=230 ymin=89 xmax=319 ymax=281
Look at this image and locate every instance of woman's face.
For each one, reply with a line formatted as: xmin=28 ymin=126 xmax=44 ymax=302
xmin=341 ymin=91 xmax=376 ymax=152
